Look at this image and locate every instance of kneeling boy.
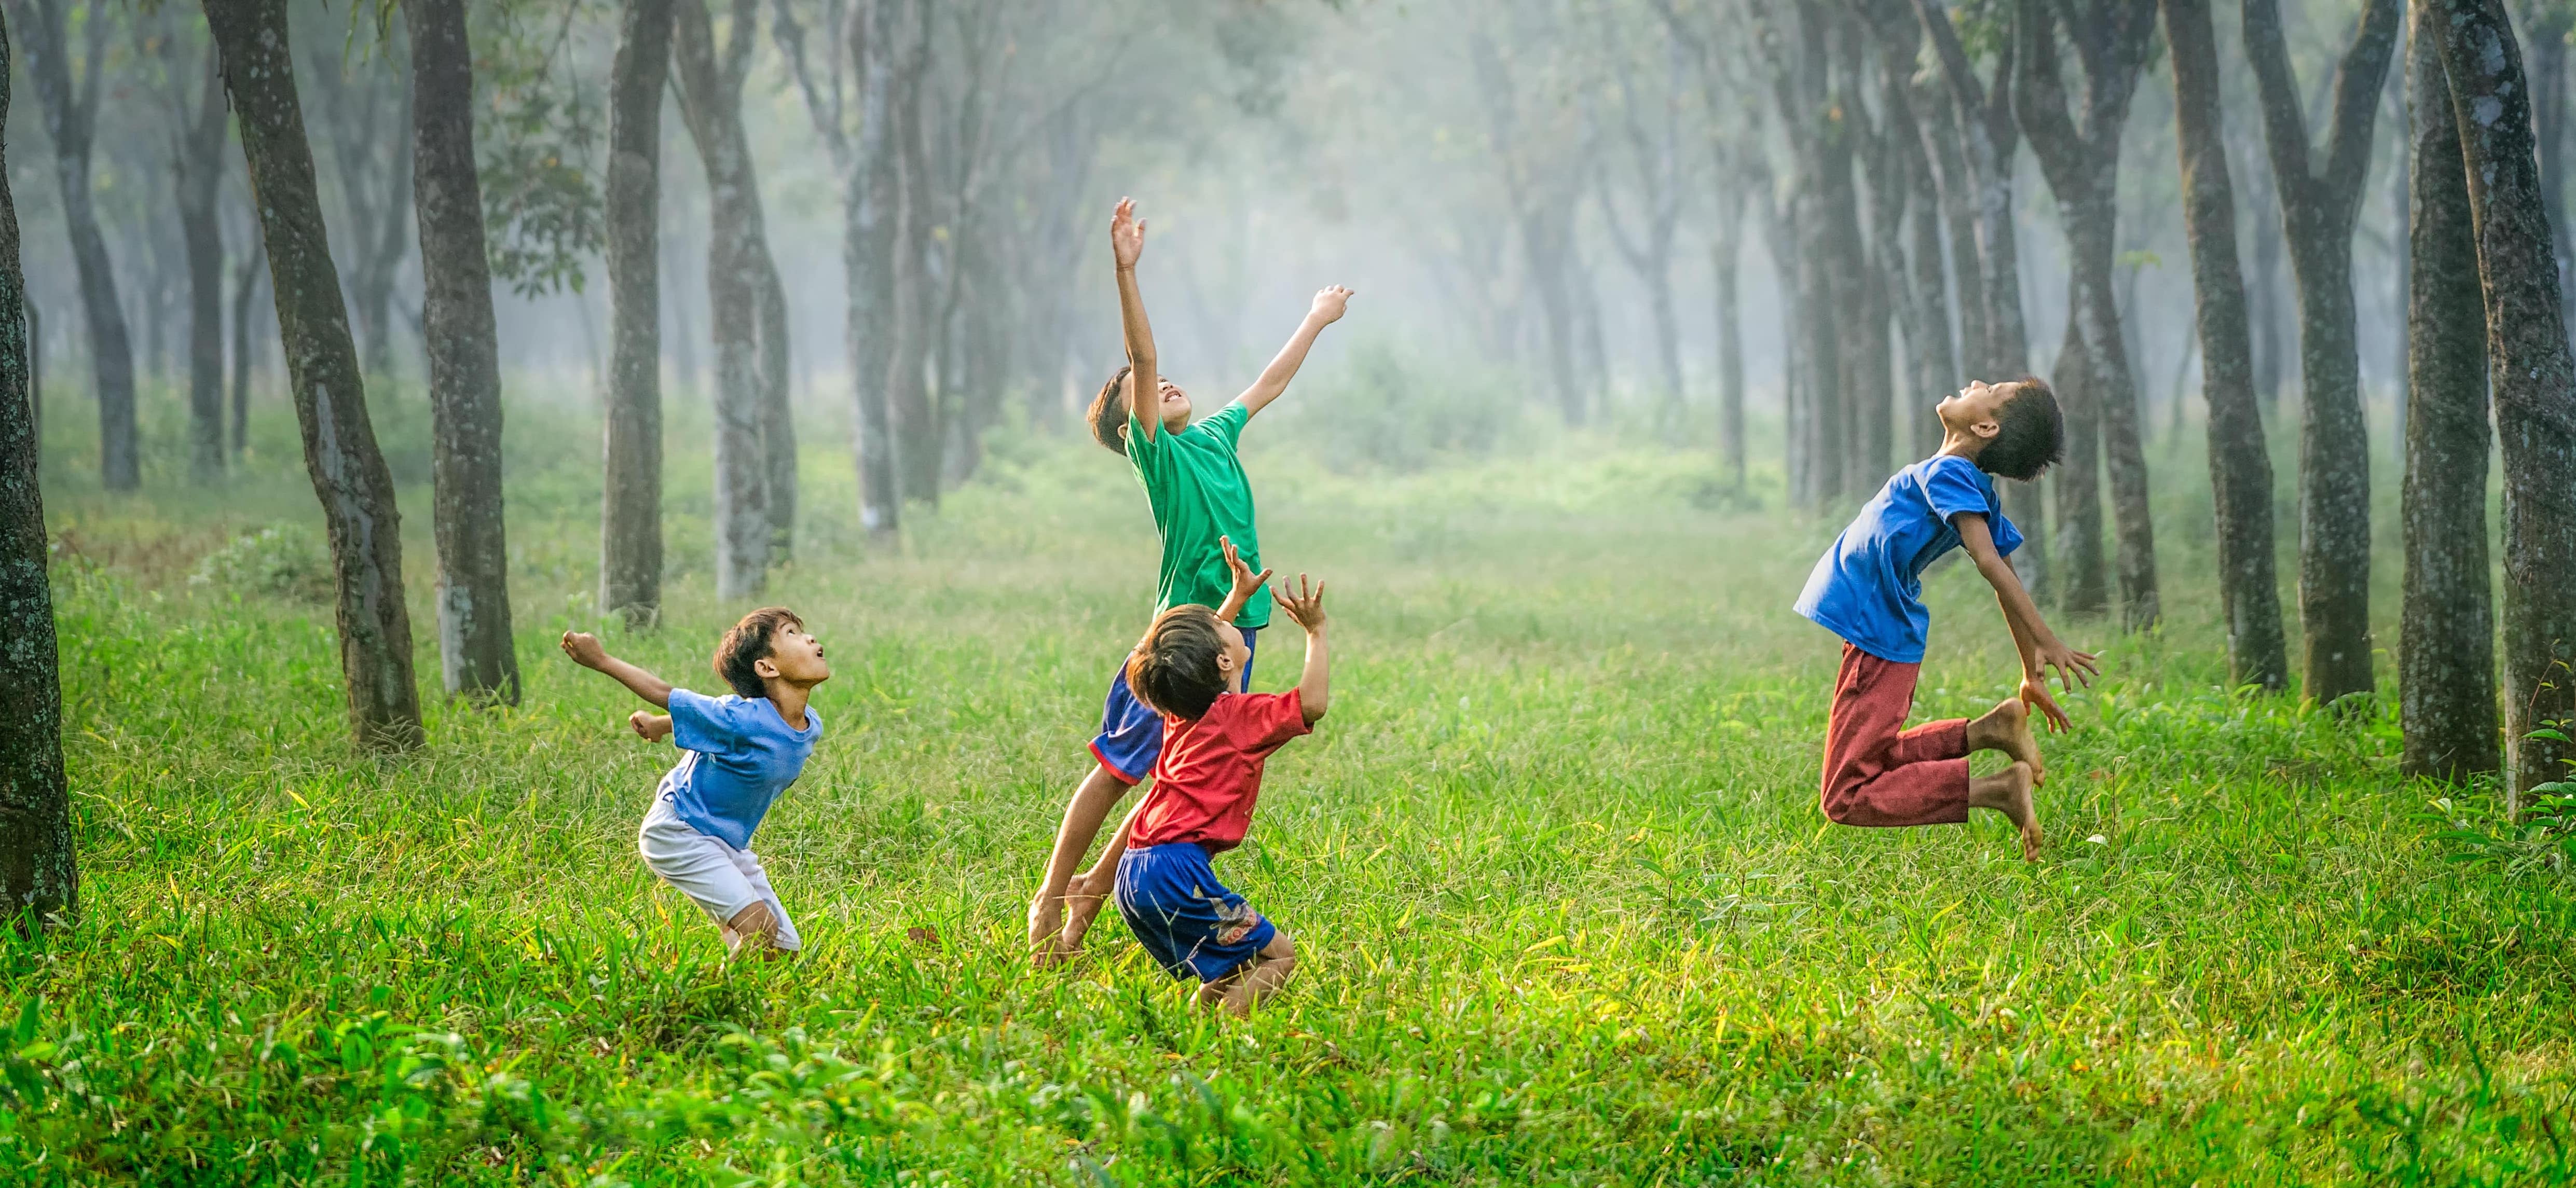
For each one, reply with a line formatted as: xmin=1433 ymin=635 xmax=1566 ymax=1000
xmin=1101 ymin=572 xmax=1330 ymax=1016
xmin=560 ymin=608 xmax=829 ymax=955
xmin=1792 ymin=378 xmax=2098 ymax=860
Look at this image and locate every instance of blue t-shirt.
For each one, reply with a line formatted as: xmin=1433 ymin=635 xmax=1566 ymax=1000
xmin=1793 ymin=455 xmax=2023 ymax=663
xmin=656 ymin=689 xmax=823 ymax=850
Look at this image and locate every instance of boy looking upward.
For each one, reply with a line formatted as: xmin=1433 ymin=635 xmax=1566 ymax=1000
xmin=1792 ymin=378 xmax=2099 ymax=860
xmin=560 ymin=608 xmax=828 ymax=956
xmin=1109 ymin=570 xmax=1331 ymax=1016
xmin=1025 ymin=197 xmax=1353 ymax=961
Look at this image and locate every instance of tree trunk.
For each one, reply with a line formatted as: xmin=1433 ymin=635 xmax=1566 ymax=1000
xmin=7 ymin=0 xmax=134 ymax=490
xmin=0 ymin=10 xmax=75 ymax=928
xmin=884 ymin=0 xmax=937 ymax=505
xmin=175 ymin=41 xmax=228 ymax=486
xmin=601 ymin=0 xmax=674 ymax=627
xmin=674 ymin=0 xmax=774 ymax=599
xmin=2245 ymin=158 xmax=2287 ymax=413
xmin=2430 ymin=0 xmax=2576 ymax=811
xmin=207 ymin=0 xmax=424 ymax=751
xmin=2514 ymin=0 xmax=2575 ymax=346
xmin=229 ymin=224 xmax=265 ymax=459
xmin=755 ymin=238 xmax=794 ymax=563
xmin=407 ymin=0 xmax=520 ymax=706
xmin=2245 ymin=0 xmax=2401 ymax=706
xmin=2014 ymin=0 xmax=2161 ymax=625
xmin=2400 ymin=1 xmax=2497 ymax=777
xmin=1893 ymin=65 xmax=1960 ymax=460
xmin=1711 ymin=178 xmax=1747 ymax=486
xmin=2161 ymin=0 xmax=2292 ymax=692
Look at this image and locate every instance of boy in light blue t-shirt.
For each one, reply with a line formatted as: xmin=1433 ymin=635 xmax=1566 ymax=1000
xmin=1792 ymin=378 xmax=2097 ymax=860
xmin=561 ymin=607 xmax=829 ymax=956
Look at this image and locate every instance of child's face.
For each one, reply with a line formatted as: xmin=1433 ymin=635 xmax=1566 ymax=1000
xmin=1212 ymin=621 xmax=1250 ymax=689
xmin=1128 ymin=372 xmax=1193 ymax=431
xmin=755 ymin=624 xmax=832 ymax=688
xmin=1937 ymin=380 xmax=2014 ymax=441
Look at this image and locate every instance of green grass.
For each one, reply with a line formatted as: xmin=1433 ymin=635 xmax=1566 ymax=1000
xmin=3 ymin=380 xmax=2570 ymax=1185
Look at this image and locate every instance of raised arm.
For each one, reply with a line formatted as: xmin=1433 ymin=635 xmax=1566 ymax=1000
xmin=1236 ymin=286 xmax=1353 ymax=418
xmin=1111 ymin=198 xmax=1161 ymax=445
xmin=559 ymin=631 xmax=675 ymax=709
xmin=1273 ymin=574 xmax=1330 ymax=724
xmin=1955 ymin=514 xmax=2099 ymax=731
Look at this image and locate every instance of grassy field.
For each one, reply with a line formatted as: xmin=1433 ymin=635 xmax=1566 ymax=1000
xmin=1 ymin=380 xmax=2570 ymax=1185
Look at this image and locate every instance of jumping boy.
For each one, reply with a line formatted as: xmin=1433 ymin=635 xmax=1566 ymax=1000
xmin=1098 ymin=567 xmax=1330 ymax=1015
xmin=1025 ymin=196 xmax=1353 ymax=960
xmin=1792 ymin=378 xmax=2099 ymax=860
xmin=560 ymin=609 xmax=828 ymax=956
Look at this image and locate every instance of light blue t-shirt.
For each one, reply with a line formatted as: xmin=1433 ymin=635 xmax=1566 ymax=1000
xmin=657 ymin=688 xmax=823 ymax=850
xmin=1793 ymin=455 xmax=2023 ymax=664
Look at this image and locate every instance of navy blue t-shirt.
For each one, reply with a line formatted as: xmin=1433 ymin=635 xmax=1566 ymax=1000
xmin=657 ymin=689 xmax=822 ymax=850
xmin=1794 ymin=455 xmax=2023 ymax=663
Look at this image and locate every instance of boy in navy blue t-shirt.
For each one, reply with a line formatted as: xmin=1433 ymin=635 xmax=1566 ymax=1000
xmin=561 ymin=608 xmax=829 ymax=956
xmin=1793 ymin=378 xmax=2099 ymax=860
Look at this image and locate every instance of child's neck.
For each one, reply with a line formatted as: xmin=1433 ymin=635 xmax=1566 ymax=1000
xmin=1935 ymin=429 xmax=1985 ymax=462
xmin=763 ymin=683 xmax=815 ymax=728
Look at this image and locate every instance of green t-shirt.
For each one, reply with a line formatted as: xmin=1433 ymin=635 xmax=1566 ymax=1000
xmin=1128 ymin=401 xmax=1269 ymax=629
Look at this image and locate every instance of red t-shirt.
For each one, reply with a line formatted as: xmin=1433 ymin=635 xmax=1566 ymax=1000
xmin=1126 ymin=689 xmax=1311 ymax=852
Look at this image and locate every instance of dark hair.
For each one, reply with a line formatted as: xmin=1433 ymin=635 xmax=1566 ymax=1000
xmin=1979 ymin=376 xmax=2065 ymax=482
xmin=1126 ymin=605 xmax=1231 ymax=721
xmin=714 ymin=606 xmax=803 ymax=699
xmin=1087 ymin=365 xmax=1133 ymax=455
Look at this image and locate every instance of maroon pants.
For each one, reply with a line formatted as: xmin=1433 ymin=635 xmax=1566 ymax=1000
xmin=1820 ymin=644 xmax=1971 ymax=827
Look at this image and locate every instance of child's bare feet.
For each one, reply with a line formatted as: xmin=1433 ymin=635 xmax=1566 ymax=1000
xmin=1969 ymin=761 xmax=2043 ymax=861
xmin=1968 ymin=697 xmax=2045 ymax=785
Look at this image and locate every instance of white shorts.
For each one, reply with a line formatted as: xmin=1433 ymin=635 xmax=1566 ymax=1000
xmin=637 ymin=795 xmax=802 ymax=951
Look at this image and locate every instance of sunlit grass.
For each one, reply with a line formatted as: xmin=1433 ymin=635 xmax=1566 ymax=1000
xmin=2 ymin=380 xmax=2568 ymax=1184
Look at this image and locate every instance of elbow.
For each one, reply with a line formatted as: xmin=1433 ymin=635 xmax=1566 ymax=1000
xmin=1303 ymin=701 xmax=1328 ymax=726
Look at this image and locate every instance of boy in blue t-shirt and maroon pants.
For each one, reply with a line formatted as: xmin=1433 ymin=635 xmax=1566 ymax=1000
xmin=1794 ymin=378 xmax=2100 ymax=860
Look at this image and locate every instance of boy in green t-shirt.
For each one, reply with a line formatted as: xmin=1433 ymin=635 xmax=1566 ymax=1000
xmin=1026 ymin=197 xmax=1352 ymax=962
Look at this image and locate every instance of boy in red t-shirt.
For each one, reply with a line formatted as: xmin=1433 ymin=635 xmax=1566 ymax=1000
xmin=1093 ymin=570 xmax=1330 ymax=1016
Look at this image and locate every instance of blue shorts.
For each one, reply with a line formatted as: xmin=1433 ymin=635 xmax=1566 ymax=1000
xmin=1115 ymin=842 xmax=1278 ymax=983
xmin=1089 ymin=627 xmax=1257 ymax=784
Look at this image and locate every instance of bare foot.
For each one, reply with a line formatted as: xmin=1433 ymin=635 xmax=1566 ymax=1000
xmin=1969 ymin=761 xmax=2042 ymax=862
xmin=1970 ymin=697 xmax=2046 ymax=786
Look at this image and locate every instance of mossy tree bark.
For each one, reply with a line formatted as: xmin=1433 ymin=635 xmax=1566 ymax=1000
xmin=601 ymin=0 xmax=675 ymax=626
xmin=2244 ymin=0 xmax=2403 ymax=707
xmin=0 ymin=10 xmax=76 ymax=929
xmin=2428 ymin=0 xmax=2576 ymax=812
xmin=2160 ymin=0 xmax=2291 ymax=693
xmin=2399 ymin=0 xmax=2497 ymax=779
xmin=407 ymin=0 xmax=520 ymax=706
xmin=205 ymin=0 xmax=424 ymax=751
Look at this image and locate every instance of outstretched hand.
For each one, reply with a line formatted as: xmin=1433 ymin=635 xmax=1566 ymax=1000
xmin=2035 ymin=641 xmax=2100 ymax=695
xmin=1274 ymin=573 xmax=1328 ymax=632
xmin=1221 ymin=535 xmax=1272 ymax=606
xmin=1308 ymin=285 xmax=1353 ymax=325
xmin=1111 ymin=197 xmax=1146 ymax=270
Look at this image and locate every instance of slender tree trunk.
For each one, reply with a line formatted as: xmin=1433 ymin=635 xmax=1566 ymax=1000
xmin=674 ymin=0 xmax=772 ymax=599
xmin=0 ymin=11 xmax=75 ymax=928
xmin=601 ymin=0 xmax=675 ymax=627
xmin=229 ymin=225 xmax=265 ymax=459
xmin=754 ymin=240 xmax=794 ymax=563
xmin=176 ymin=43 xmax=228 ymax=486
xmin=207 ymin=0 xmax=424 ymax=751
xmin=2245 ymin=0 xmax=2401 ymax=706
xmin=2515 ymin=0 xmax=2574 ymax=344
xmin=1711 ymin=179 xmax=1747 ymax=486
xmin=2162 ymin=0 xmax=2292 ymax=692
xmin=2400 ymin=1 xmax=2497 ymax=777
xmin=848 ymin=0 xmax=902 ymax=535
xmin=884 ymin=0 xmax=937 ymax=505
xmin=1894 ymin=67 xmax=1960 ymax=459
xmin=2430 ymin=0 xmax=2576 ymax=811
xmin=2245 ymin=158 xmax=2287 ymax=412
xmin=407 ymin=0 xmax=520 ymax=706
xmin=7 ymin=0 xmax=134 ymax=490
